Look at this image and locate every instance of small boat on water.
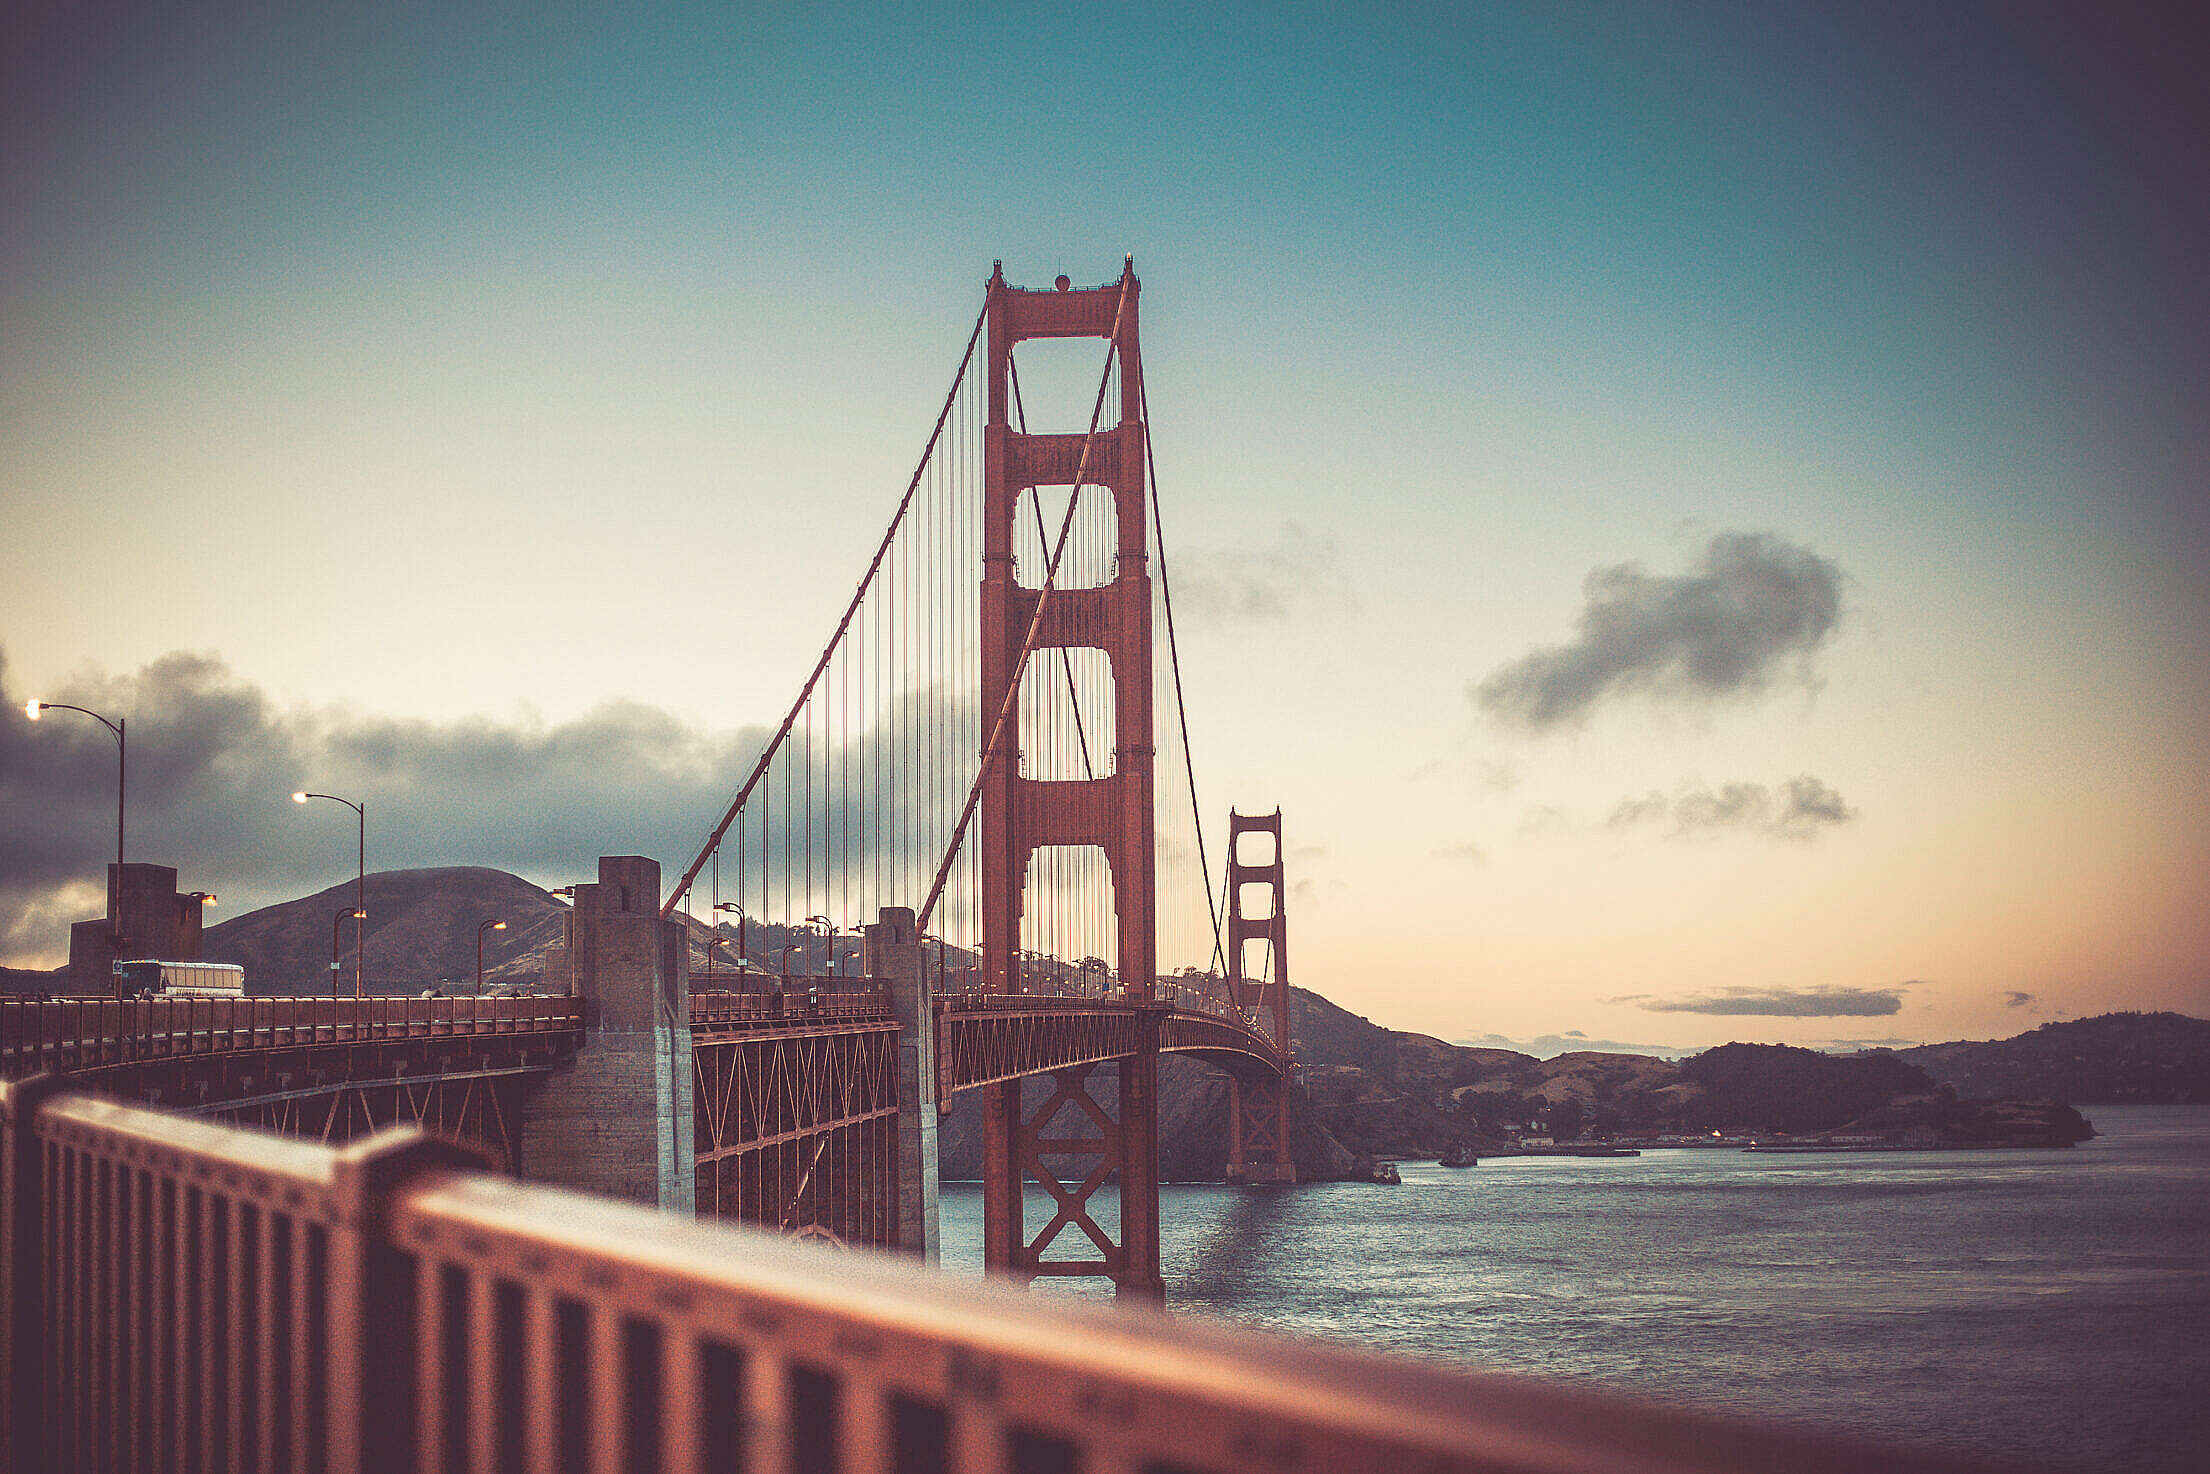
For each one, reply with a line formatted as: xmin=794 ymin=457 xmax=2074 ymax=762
xmin=1366 ymin=1161 xmax=1402 ymax=1184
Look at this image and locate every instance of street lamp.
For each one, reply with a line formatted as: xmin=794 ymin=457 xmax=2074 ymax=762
xmin=922 ymin=932 xmax=949 ymax=996
xmin=293 ymin=791 xmax=366 ymax=996
xmin=27 ymin=699 xmax=126 ymax=988
xmin=713 ymin=901 xmax=746 ymax=961
xmin=186 ymin=891 xmax=217 ymax=907
xmin=804 ymin=915 xmax=833 ymax=979
xmin=476 ymin=919 xmax=507 ymax=993
xmin=331 ymin=908 xmax=366 ymax=997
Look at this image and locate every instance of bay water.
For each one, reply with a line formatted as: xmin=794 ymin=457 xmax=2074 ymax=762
xmin=939 ymin=1105 xmax=2210 ymax=1471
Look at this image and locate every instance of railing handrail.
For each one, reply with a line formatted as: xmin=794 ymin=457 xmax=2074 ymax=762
xmin=0 ymin=993 xmax=585 ymax=1079
xmin=2 ymin=1088 xmax=2008 ymax=1474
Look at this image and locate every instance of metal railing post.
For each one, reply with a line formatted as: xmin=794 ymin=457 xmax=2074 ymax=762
xmin=325 ymin=1127 xmax=489 ymax=1474
xmin=0 ymin=1073 xmax=70 ymax=1472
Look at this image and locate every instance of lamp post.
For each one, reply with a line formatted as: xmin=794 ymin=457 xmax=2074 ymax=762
xmin=27 ymin=699 xmax=126 ymax=990
xmin=804 ymin=915 xmax=833 ymax=980
xmin=293 ymin=791 xmax=366 ymax=996
xmin=547 ymin=886 xmax=577 ymax=995
xmin=714 ymin=901 xmax=746 ymax=961
xmin=476 ymin=918 xmax=506 ymax=993
xmin=922 ymin=932 xmax=949 ymax=997
xmin=331 ymin=908 xmax=365 ymax=997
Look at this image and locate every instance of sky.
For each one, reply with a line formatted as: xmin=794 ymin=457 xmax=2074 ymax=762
xmin=4 ymin=1 xmax=2206 ymax=1051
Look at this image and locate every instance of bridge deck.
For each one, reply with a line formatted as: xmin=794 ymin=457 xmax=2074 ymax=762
xmin=0 ymin=994 xmax=584 ymax=1077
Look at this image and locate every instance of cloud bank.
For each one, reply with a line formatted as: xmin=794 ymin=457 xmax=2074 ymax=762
xmin=1609 ymin=775 xmax=1856 ymax=842
xmin=1612 ymin=984 xmax=1909 ymax=1017
xmin=0 ymin=646 xmax=790 ymax=962
xmin=1475 ymin=531 xmax=1844 ymax=730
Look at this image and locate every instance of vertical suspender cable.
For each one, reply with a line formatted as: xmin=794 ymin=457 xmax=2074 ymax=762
xmin=661 ymin=297 xmax=988 ymax=917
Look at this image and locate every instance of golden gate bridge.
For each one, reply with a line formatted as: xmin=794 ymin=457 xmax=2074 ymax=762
xmin=0 ymin=263 xmax=1971 ymax=1473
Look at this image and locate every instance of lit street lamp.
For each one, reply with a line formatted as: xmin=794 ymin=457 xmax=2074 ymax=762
xmin=331 ymin=908 xmax=365 ymax=996
xmin=27 ymin=699 xmax=126 ymax=989
xmin=476 ymin=918 xmax=507 ymax=993
xmin=293 ymin=791 xmax=366 ymax=996
xmin=804 ymin=914 xmax=833 ymax=979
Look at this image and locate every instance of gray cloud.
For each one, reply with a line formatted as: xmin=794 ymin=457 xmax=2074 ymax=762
xmin=1461 ymin=1031 xmax=1701 ymax=1060
xmin=2004 ymin=990 xmax=2036 ymax=1008
xmin=1615 ymin=985 xmax=1909 ymax=1017
xmin=1475 ymin=531 xmax=1844 ymax=731
xmin=1433 ymin=842 xmax=1487 ymax=865
xmin=1 ymin=646 xmax=974 ymax=964
xmin=1609 ymin=774 xmax=1856 ymax=842
xmin=1175 ymin=524 xmax=1350 ymax=623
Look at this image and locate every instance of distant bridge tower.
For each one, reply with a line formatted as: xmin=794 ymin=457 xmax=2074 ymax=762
xmin=1227 ymin=809 xmax=1296 ymax=1183
xmin=977 ymin=260 xmax=1165 ymax=1299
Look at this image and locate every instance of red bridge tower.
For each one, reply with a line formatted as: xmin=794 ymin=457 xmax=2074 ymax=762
xmin=976 ymin=261 xmax=1165 ymax=1300
xmin=1227 ymin=809 xmax=1296 ymax=1183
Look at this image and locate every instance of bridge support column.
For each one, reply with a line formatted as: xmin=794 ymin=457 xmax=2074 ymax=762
xmin=867 ymin=906 xmax=938 ymax=1261
xmin=1116 ymin=1005 xmax=1166 ymax=1301
xmin=518 ymin=855 xmax=695 ymax=1212
xmin=978 ymin=1023 xmax=1166 ymax=1301
xmin=1228 ymin=1074 xmax=1297 ymax=1185
xmin=980 ymin=1080 xmax=1021 ymax=1278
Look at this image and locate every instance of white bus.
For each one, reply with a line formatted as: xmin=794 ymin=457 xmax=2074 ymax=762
xmin=113 ymin=960 xmax=248 ymax=997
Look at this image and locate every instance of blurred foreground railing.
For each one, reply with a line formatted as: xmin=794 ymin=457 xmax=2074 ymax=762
xmin=1 ymin=1080 xmax=2013 ymax=1474
xmin=0 ymin=994 xmax=583 ymax=1078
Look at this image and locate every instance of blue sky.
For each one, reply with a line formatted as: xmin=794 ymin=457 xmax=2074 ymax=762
xmin=4 ymin=2 xmax=2204 ymax=1045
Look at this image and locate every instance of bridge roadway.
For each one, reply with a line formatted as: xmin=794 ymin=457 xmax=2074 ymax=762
xmin=0 ymin=985 xmax=1281 ymax=1246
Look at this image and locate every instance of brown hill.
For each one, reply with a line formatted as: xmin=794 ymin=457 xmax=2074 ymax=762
xmin=202 ymin=866 xmax=568 ymax=994
xmin=1890 ymin=1012 xmax=2210 ymax=1104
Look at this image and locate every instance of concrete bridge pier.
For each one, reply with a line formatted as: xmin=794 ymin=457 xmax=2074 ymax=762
xmin=867 ymin=905 xmax=939 ymax=1261
xmin=518 ymin=855 xmax=695 ymax=1212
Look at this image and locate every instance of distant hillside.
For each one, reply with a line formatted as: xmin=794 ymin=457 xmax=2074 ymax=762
xmin=0 ymin=965 xmax=66 ymax=997
xmin=1891 ymin=1012 xmax=2210 ymax=1104
xmin=203 ymin=867 xmax=569 ymax=993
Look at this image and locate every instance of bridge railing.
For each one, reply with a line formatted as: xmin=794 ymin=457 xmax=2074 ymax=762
xmin=943 ymin=987 xmax=1279 ymax=1052
xmin=1 ymin=1082 xmax=1991 ymax=1474
xmin=691 ymin=980 xmax=893 ymax=1028
xmin=0 ymin=994 xmax=584 ymax=1078
xmin=937 ymin=990 xmax=1130 ymax=1013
